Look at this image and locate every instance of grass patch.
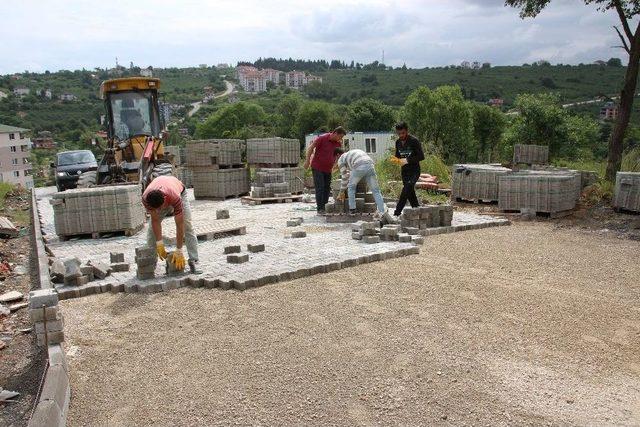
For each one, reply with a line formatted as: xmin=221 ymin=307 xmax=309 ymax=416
xmin=622 ymin=147 xmax=640 ymax=172
xmin=552 ymin=158 xmax=606 ymax=178
xmin=0 ymin=183 xmax=14 ymax=210
xmin=582 ymin=180 xmax=614 ymax=206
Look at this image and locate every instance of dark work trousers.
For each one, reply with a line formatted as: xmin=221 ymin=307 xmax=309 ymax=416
xmin=394 ymin=169 xmax=420 ymax=215
xmin=312 ymin=168 xmax=332 ymax=212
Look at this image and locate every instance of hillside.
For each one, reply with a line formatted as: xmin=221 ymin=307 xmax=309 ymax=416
xmin=314 ymin=64 xmax=629 ymax=106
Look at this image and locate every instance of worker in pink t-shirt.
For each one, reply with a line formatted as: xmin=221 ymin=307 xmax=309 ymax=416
xmin=304 ymin=126 xmax=346 ymax=213
xmin=142 ymin=175 xmax=199 ymax=273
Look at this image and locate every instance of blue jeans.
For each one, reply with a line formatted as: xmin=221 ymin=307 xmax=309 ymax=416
xmin=348 ymin=164 xmax=386 ymax=213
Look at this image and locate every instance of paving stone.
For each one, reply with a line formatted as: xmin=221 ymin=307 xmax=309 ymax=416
xmin=110 ymin=252 xmax=125 ymax=263
xmin=137 ymin=272 xmax=156 ymax=280
xmin=227 ymin=254 xmax=249 ymax=264
xmin=30 ymin=306 xmax=60 ymax=323
xmin=216 ymin=209 xmax=230 ymax=220
xmin=135 ymin=255 xmax=157 ymax=267
xmin=398 ymin=233 xmax=412 ymax=243
xmin=363 ymin=235 xmax=380 ymax=244
xmin=135 ymin=247 xmax=156 ymax=258
xmin=29 ymin=289 xmax=58 ymax=309
xmin=34 ymin=319 xmax=64 ymax=334
xmin=412 ymin=236 xmax=425 ymax=245
xmin=111 ymin=262 xmax=130 ymax=272
xmin=110 ymin=282 xmax=124 ymax=293
xmin=224 ymin=245 xmax=241 ymax=254
xmin=137 ymin=263 xmax=156 ymax=274
xmin=404 ymin=227 xmax=419 ymax=235
xmin=351 ymin=232 xmax=363 ymax=240
xmin=90 ymin=262 xmax=111 ymax=280
xmin=124 ymin=282 xmax=138 ymax=293
xmin=247 ymin=243 xmax=265 ymax=253
xmin=291 ymin=231 xmax=306 ymax=238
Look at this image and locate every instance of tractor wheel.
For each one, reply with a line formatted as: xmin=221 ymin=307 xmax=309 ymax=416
xmin=76 ymin=171 xmax=97 ymax=188
xmin=151 ymin=163 xmax=173 ymax=179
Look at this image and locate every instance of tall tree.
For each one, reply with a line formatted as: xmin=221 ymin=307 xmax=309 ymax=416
xmin=346 ymin=98 xmax=396 ymax=132
xmin=472 ymin=104 xmax=507 ymax=162
xmin=505 ymin=0 xmax=640 ymax=181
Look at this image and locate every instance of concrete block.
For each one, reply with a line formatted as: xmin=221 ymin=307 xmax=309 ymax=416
xmin=135 ymin=255 xmax=157 ymax=267
xmin=110 ymin=252 xmax=125 ymax=263
xmin=124 ymin=282 xmax=138 ymax=293
xmin=227 ymin=254 xmax=249 ymax=264
xmin=224 ymin=245 xmax=241 ymax=254
xmin=110 ymin=262 xmax=130 ymax=272
xmin=247 ymin=244 xmax=265 ymax=253
xmin=30 ymin=307 xmax=60 ymax=323
xmin=398 ymin=233 xmax=412 ymax=243
xmin=47 ymin=344 xmax=68 ymax=374
xmin=136 ymin=272 xmax=155 ymax=281
xmin=135 ymin=247 xmax=156 ymax=258
xmin=110 ymin=283 xmax=124 ymax=293
xmin=90 ymin=262 xmax=111 ymax=280
xmin=37 ymin=330 xmax=65 ymax=346
xmin=291 ymin=230 xmax=306 ymax=238
xmin=351 ymin=232 xmax=363 ymax=240
xmin=363 ymin=235 xmax=380 ymax=244
xmin=412 ymin=236 xmax=425 ymax=245
xmin=29 ymin=289 xmax=58 ymax=309
xmin=286 ymin=220 xmax=301 ymax=227
xmin=203 ymin=278 xmax=218 ymax=288
xmin=404 ymin=227 xmax=419 ymax=235
xmin=216 ymin=209 xmax=230 ymax=219
xmin=34 ymin=319 xmax=64 ymax=334
xmin=136 ymin=263 xmax=156 ymax=274
xmin=219 ymin=280 xmax=232 ymax=290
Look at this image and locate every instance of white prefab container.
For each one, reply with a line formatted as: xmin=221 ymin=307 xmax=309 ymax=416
xmin=50 ymin=185 xmax=145 ymax=237
xmin=452 ymin=164 xmax=512 ymax=202
xmin=305 ymin=131 xmax=396 ymax=161
xmin=614 ymin=172 xmax=640 ymax=213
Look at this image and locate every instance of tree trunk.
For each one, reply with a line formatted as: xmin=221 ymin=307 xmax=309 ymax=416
xmin=606 ymin=24 xmax=640 ymax=182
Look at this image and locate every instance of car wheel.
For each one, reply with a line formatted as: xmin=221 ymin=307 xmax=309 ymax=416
xmin=77 ymin=171 xmax=97 ymax=188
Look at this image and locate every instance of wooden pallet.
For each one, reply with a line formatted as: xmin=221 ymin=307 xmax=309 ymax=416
xmin=250 ymin=163 xmax=300 ymax=169
xmin=455 ymin=197 xmax=498 ymax=205
xmin=194 ymin=192 xmax=249 ymax=201
xmin=499 ymin=208 xmax=574 ymax=219
xmin=241 ymin=194 xmax=303 ymax=205
xmin=58 ymin=223 xmax=144 ymax=241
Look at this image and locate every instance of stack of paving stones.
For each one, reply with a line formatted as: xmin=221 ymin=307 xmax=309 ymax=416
xmin=246 ymin=137 xmax=299 ymax=165
xmin=614 ymin=171 xmax=640 ymax=213
xmin=513 ymin=144 xmax=549 ymax=165
xmin=165 ymin=251 xmax=185 ymax=274
xmin=186 ymin=139 xmax=250 ymax=199
xmin=351 ymin=221 xmax=424 ymax=245
xmin=498 ymin=172 xmax=577 ymax=214
xmin=326 ymin=179 xmax=377 ymax=214
xmin=50 ymin=185 xmax=145 ymax=237
xmin=50 ymin=256 xmax=112 ymax=289
xmin=165 ymin=145 xmax=192 ymax=188
xmin=110 ymin=252 xmax=129 ymax=272
xmin=529 ymin=165 xmax=596 ymax=198
xmin=135 ymin=247 xmax=157 ymax=280
xmin=452 ymin=164 xmax=512 ymax=203
xmin=251 ymin=168 xmax=290 ymax=198
xmin=29 ymin=289 xmax=64 ymax=346
xmin=399 ymin=205 xmax=452 ymax=241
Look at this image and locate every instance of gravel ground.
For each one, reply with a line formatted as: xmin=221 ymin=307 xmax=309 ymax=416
xmin=61 ymin=222 xmax=640 ymax=426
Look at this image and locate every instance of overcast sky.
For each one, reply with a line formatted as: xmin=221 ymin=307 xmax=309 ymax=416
xmin=1 ymin=0 xmax=636 ymax=74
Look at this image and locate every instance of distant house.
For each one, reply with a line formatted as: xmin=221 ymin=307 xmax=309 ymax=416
xmin=472 ymin=61 xmax=481 ymax=69
xmin=305 ymin=131 xmax=396 ymax=161
xmin=59 ymin=93 xmax=77 ymax=101
xmin=140 ymin=67 xmax=153 ymax=77
xmin=594 ymin=60 xmax=607 ymax=66
xmin=0 ymin=124 xmax=33 ymax=188
xmin=600 ymin=101 xmax=618 ymax=120
xmin=0 ymin=90 xmax=7 ymax=100
xmin=488 ymin=98 xmax=504 ymax=108
xmin=13 ymin=87 xmax=30 ymax=97
xmin=482 ymin=62 xmax=491 ymax=69
xmin=43 ymin=88 xmax=53 ymax=99
xmin=217 ymin=63 xmax=229 ymax=69
xmin=32 ymin=131 xmax=56 ymax=149
xmin=460 ymin=61 xmax=471 ymax=69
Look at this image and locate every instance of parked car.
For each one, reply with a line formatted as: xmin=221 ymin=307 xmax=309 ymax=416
xmin=52 ymin=150 xmax=98 ymax=191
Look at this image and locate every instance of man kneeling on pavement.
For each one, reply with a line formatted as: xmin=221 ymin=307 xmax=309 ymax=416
xmin=142 ymin=175 xmax=199 ymax=273
xmin=334 ymin=148 xmax=395 ymax=223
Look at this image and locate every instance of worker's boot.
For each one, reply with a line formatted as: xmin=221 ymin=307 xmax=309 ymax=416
xmin=188 ymin=259 xmax=202 ymax=274
xmin=381 ymin=210 xmax=397 ymax=225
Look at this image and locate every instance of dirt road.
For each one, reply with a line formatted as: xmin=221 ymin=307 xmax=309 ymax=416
xmin=61 ymin=222 xmax=640 ymax=426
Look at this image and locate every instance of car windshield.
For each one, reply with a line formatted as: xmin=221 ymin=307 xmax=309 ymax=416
xmin=110 ymin=91 xmax=158 ymax=140
xmin=57 ymin=151 xmax=95 ymax=166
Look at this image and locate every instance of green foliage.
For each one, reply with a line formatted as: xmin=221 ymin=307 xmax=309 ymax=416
xmin=0 ymin=183 xmax=14 ymax=209
xmin=276 ymin=93 xmax=303 ymax=138
xmin=294 ymin=101 xmax=335 ymax=140
xmin=622 ymin=146 xmax=640 ymax=172
xmin=402 ymin=85 xmax=473 ymax=163
xmin=195 ymin=102 xmax=272 ymax=139
xmin=471 ymin=104 xmax=507 ymax=162
xmin=346 ymin=98 xmax=395 ymax=132
xmin=421 ymin=154 xmax=451 ymax=184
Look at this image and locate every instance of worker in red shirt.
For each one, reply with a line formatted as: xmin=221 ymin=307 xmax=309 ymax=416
xmin=304 ymin=126 xmax=346 ymax=214
xmin=142 ymin=175 xmax=199 ymax=273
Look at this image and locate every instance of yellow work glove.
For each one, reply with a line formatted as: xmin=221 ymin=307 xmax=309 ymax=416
xmin=390 ymin=157 xmax=402 ymax=165
xmin=171 ymin=248 xmax=186 ymax=271
xmin=336 ymin=191 xmax=346 ymax=202
xmin=156 ymin=241 xmax=167 ymax=260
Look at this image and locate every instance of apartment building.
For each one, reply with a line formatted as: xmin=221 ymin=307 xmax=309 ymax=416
xmin=0 ymin=124 xmax=34 ymax=188
xmin=236 ymin=66 xmax=321 ymax=92
xmin=600 ymin=102 xmax=619 ymax=121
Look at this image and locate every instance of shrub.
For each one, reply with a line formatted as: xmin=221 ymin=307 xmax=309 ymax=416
xmin=622 ymin=146 xmax=640 ymax=172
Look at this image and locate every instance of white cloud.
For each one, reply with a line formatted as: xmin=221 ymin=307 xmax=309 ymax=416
xmin=0 ymin=0 xmax=635 ymax=73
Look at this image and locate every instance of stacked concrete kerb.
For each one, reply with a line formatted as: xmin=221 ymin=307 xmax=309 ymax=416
xmin=452 ymin=164 xmax=512 ymax=202
xmin=50 ymin=185 xmax=145 ymax=238
xmin=186 ymin=139 xmax=250 ymax=199
xmin=614 ymin=171 xmax=640 ymax=213
xmin=29 ymin=289 xmax=64 ymax=346
xmin=326 ymin=178 xmax=377 ymax=214
xmin=523 ymin=167 xmax=582 ymax=201
xmin=498 ymin=172 xmax=577 ymax=213
xmin=513 ymin=144 xmax=549 ymax=165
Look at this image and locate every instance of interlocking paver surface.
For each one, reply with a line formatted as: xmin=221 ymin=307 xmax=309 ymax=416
xmin=35 ymin=187 xmax=508 ymax=295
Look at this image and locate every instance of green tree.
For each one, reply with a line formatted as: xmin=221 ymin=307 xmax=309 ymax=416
xmin=195 ymin=102 xmax=267 ymax=139
xmin=346 ymin=98 xmax=395 ymax=132
xmin=402 ymin=85 xmax=473 ymax=162
xmin=505 ymin=0 xmax=640 ymax=180
xmin=276 ymin=93 xmax=302 ymax=138
xmin=294 ymin=101 xmax=333 ymax=140
xmin=471 ymin=104 xmax=507 ymax=162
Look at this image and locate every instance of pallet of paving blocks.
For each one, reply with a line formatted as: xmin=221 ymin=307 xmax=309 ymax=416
xmin=192 ymin=167 xmax=250 ymax=199
xmin=498 ymin=172 xmax=576 ymax=214
xmin=522 ymin=168 xmax=582 ymax=201
xmin=251 ymin=166 xmax=305 ymax=198
xmin=186 ymin=139 xmax=243 ymax=168
xmin=50 ymin=185 xmax=145 ymax=239
xmin=246 ymin=137 xmax=300 ymax=166
xmin=176 ymin=166 xmax=193 ymax=188
xmin=513 ymin=144 xmax=549 ymax=165
xmin=452 ymin=164 xmax=512 ymax=203
xmin=614 ymin=172 xmax=640 ymax=213
xmin=164 ymin=145 xmax=185 ymax=166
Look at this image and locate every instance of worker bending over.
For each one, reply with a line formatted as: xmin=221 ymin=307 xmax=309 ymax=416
xmin=335 ymin=148 xmax=394 ymax=222
xmin=142 ymin=175 xmax=199 ymax=273
xmin=304 ymin=126 xmax=346 ymax=214
xmin=393 ymin=122 xmax=425 ymax=216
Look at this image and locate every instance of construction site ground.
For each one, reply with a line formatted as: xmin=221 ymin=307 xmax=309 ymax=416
xmin=59 ymin=221 xmax=640 ymax=426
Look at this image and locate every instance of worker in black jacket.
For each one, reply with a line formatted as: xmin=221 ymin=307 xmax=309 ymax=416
xmin=393 ymin=122 xmax=425 ymax=216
